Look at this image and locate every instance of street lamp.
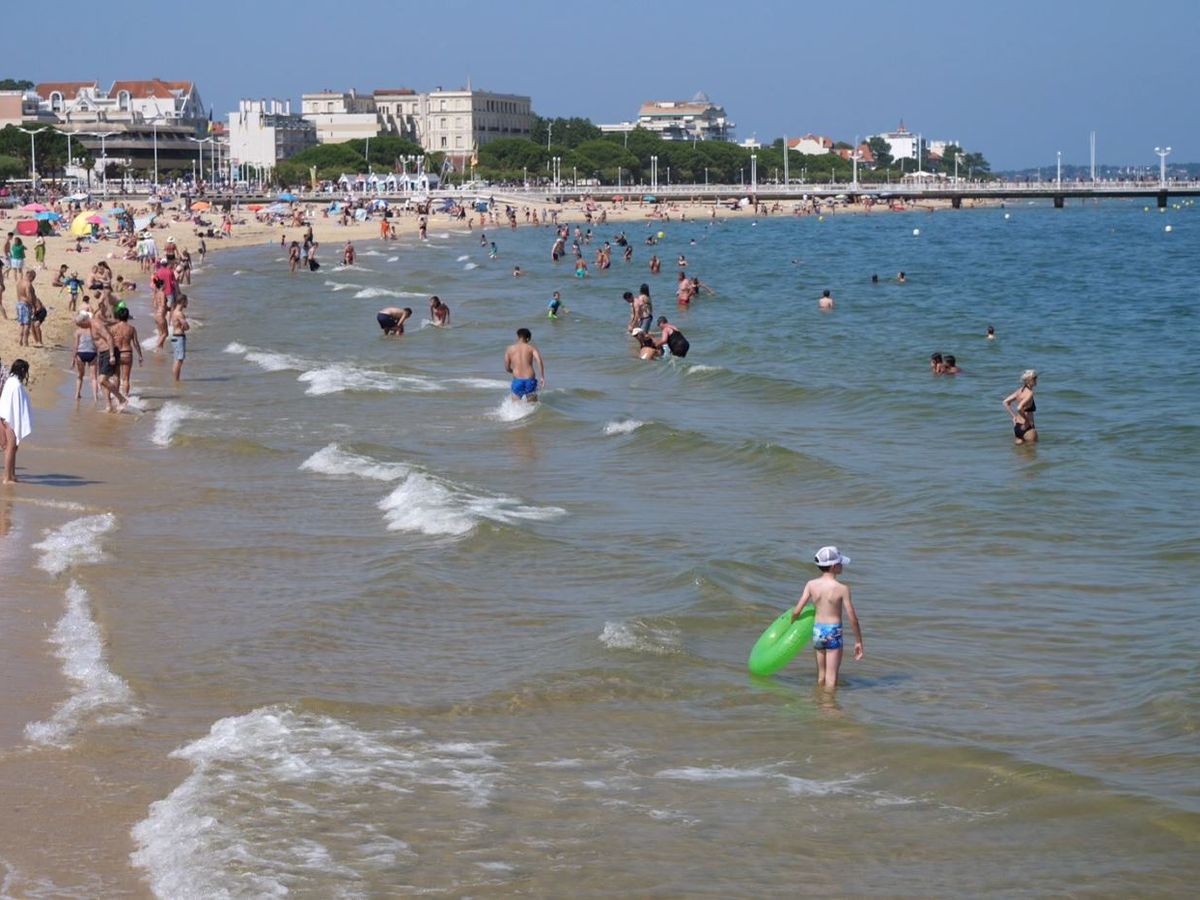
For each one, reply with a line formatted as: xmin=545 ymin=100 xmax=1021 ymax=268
xmin=750 ymin=153 xmax=757 ymax=193
xmin=53 ymin=127 xmax=77 ymax=185
xmin=1056 ymin=150 xmax=1062 ymax=186
xmin=188 ymin=136 xmax=214 ymax=191
xmin=15 ymin=126 xmax=45 ymax=194
xmin=84 ymin=131 xmax=118 ymax=198
xmin=148 ymin=115 xmax=165 ymax=192
xmin=1154 ymin=146 xmax=1172 ymax=187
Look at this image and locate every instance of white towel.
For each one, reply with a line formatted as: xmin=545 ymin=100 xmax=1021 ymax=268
xmin=0 ymin=375 xmax=33 ymax=445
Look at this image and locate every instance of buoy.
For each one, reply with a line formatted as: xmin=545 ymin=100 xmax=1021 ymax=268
xmin=1144 ymin=207 xmax=1150 ymax=212
xmin=657 ymin=230 xmax=665 ymax=238
xmin=1165 ymin=225 xmax=1173 ymax=233
xmin=1158 ymin=207 xmax=1165 ymax=213
xmin=912 ymin=228 xmax=920 ymax=236
xmin=817 ymin=215 xmax=824 ymax=222
xmin=1003 ymin=213 xmax=1011 ymax=220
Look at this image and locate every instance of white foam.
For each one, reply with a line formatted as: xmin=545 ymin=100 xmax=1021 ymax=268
xmin=324 ymin=280 xmax=364 ymax=292
xmin=359 ymin=249 xmax=384 ymax=256
xmin=297 ymin=364 xmax=442 ymax=396
xmin=463 ymin=262 xmax=478 ymax=270
xmin=140 ymin=335 xmax=159 ymax=349
xmin=685 ymin=364 xmax=723 ymax=375
xmin=130 ymin=707 xmax=501 ymax=898
xmin=231 ymin=270 xmax=244 ymax=275
xmin=299 ymin=444 xmax=411 ymax=482
xmin=598 ymin=621 xmax=681 ymax=656
xmin=24 ymin=581 xmax=138 ymax=747
xmin=386 ymin=255 xmax=399 ymax=262
xmin=435 ymin=233 xmax=451 ymax=239
xmin=378 ymin=473 xmax=564 ymax=537
xmin=352 ymin=287 xmax=424 ymax=300
xmin=487 ymin=396 xmax=539 ymax=422
xmin=224 ymin=342 xmax=306 ymax=373
xmin=656 ymin=765 xmax=861 ymax=796
xmin=32 ymin=514 xmax=116 ymax=576
xmin=448 ymin=377 xmax=510 ymax=390
xmin=152 ymin=402 xmax=214 ymax=447
xmin=603 ymin=419 xmax=645 ymax=435
xmin=456 ymin=254 xmax=470 ymax=261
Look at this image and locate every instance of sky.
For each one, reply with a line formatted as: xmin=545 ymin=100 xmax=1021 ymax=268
xmin=13 ymin=0 xmax=1199 ymax=169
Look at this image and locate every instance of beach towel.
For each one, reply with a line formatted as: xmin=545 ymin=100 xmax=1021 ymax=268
xmin=0 ymin=375 xmax=33 ymax=445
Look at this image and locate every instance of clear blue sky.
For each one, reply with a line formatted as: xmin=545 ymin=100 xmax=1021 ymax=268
xmin=14 ymin=0 xmax=1199 ymax=168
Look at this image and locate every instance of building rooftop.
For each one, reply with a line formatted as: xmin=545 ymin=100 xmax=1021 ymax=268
xmin=35 ymin=81 xmax=98 ymax=99
xmin=109 ymin=79 xmax=193 ymax=99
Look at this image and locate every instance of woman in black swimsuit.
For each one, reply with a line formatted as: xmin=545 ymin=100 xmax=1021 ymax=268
xmin=1003 ymin=369 xmax=1038 ymax=444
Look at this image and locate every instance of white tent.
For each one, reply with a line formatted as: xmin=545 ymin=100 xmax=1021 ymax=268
xmin=901 ymin=170 xmax=946 ymax=181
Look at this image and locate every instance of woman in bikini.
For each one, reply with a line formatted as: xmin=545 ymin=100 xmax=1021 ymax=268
xmin=1003 ymin=369 xmax=1039 ymax=445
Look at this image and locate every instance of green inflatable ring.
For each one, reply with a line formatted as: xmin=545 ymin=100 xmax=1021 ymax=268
xmin=748 ymin=607 xmax=815 ymax=676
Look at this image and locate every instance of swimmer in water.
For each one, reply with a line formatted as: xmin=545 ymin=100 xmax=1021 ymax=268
xmin=547 ymin=291 xmax=564 ymax=319
xmin=929 ymin=353 xmax=945 ymax=375
xmin=636 ymin=331 xmax=662 ymax=360
xmin=513 ymin=265 xmax=523 ymax=277
xmin=649 ymin=254 xmax=661 ymax=274
xmin=943 ymin=354 xmax=960 ymax=375
xmin=504 ymin=327 xmax=545 ymax=402
xmin=871 ymin=273 xmax=879 ymax=284
xmin=819 ymin=289 xmax=834 ymax=310
xmin=897 ymin=271 xmax=907 ymax=283
xmin=429 ymin=296 xmax=450 ymax=327
xmin=987 ymin=325 xmax=995 ymax=340
xmin=377 ymin=306 xmax=413 ymax=336
xmin=1003 ymin=369 xmax=1039 ymax=444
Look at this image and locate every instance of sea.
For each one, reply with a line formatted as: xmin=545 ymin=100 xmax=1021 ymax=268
xmin=2 ymin=199 xmax=1197 ymax=897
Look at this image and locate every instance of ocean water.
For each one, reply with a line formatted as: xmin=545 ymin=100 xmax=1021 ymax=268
xmin=6 ymin=201 xmax=1199 ymax=895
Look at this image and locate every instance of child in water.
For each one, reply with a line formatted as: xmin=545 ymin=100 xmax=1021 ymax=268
xmin=790 ymin=546 xmax=864 ymax=689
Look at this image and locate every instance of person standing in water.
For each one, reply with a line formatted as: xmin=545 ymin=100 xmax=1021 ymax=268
xmin=377 ymin=307 xmax=413 ymax=336
xmin=790 ymin=546 xmax=864 ymax=690
xmin=1003 ymin=369 xmax=1039 ymax=444
xmin=0 ymin=359 xmax=33 ymax=484
xmin=169 ymin=294 xmax=190 ymax=382
xmin=429 ymin=297 xmax=450 ymax=327
xmin=504 ymin=328 xmax=545 ymax=402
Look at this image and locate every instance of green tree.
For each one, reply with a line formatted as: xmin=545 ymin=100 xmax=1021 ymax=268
xmin=345 ymin=135 xmax=424 ymax=169
xmin=867 ymin=136 xmax=893 ymax=168
xmin=0 ymin=154 xmax=25 ymax=182
xmin=0 ymin=79 xmax=33 ymax=91
xmin=962 ymin=151 xmax=991 ymax=176
xmin=529 ymin=116 xmax=601 ymax=149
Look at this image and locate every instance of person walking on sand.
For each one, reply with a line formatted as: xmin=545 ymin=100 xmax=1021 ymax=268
xmin=0 ymin=359 xmax=33 ymax=484
xmin=169 ymin=294 xmax=190 ymax=382
xmin=72 ymin=313 xmax=99 ymax=401
xmin=34 ymin=234 xmax=46 ymax=270
xmin=111 ymin=305 xmax=143 ymax=397
xmin=790 ymin=546 xmax=864 ymax=689
xmin=504 ymin=328 xmax=545 ymax=402
xmin=89 ymin=312 xmax=126 ymax=411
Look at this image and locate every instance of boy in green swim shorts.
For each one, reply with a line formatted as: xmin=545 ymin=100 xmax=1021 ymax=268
xmin=790 ymin=546 xmax=864 ymax=689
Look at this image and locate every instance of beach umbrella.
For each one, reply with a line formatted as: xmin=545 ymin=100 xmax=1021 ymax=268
xmin=69 ymin=211 xmax=95 ymax=236
xmin=247 ymin=204 xmax=264 ymax=211
xmin=34 ymin=211 xmax=61 ymax=221
xmin=108 ymin=206 xmax=127 ymax=214
xmin=134 ymin=214 xmax=156 ymax=232
xmin=612 ymin=195 xmax=625 ymax=201
xmin=16 ymin=219 xmax=39 ymax=236
xmin=86 ymin=215 xmax=104 ymax=224
xmin=642 ymin=195 xmax=657 ymax=202
xmin=21 ymin=202 xmax=48 ymax=212
xmin=69 ymin=192 xmax=89 ymax=201
xmin=191 ymin=201 xmax=211 ymax=211
xmin=278 ymin=192 xmax=299 ymax=202
xmin=264 ymin=203 xmax=289 ymax=214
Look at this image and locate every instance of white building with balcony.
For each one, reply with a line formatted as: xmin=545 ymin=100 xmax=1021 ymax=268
xmin=600 ymin=92 xmax=734 ymax=142
xmin=228 ymin=99 xmax=317 ymax=169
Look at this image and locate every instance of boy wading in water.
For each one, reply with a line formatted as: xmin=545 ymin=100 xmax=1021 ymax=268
xmin=791 ymin=546 xmax=864 ymax=689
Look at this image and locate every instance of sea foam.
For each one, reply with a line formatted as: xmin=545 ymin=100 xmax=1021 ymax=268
xmin=152 ymin=402 xmax=214 ymax=447
xmin=32 ymin=513 xmax=117 ymax=576
xmin=130 ymin=707 xmax=502 ymax=898
xmin=24 ymin=581 xmax=139 ymax=747
xmin=603 ymin=419 xmax=645 ymax=436
xmin=598 ymin=620 xmax=682 ymax=656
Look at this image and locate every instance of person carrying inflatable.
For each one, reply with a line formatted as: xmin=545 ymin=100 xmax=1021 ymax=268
xmin=790 ymin=546 xmax=864 ymax=689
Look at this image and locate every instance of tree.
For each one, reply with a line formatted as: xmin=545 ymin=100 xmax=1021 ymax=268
xmin=0 ymin=79 xmax=33 ymax=91
xmin=530 ymin=115 xmax=601 ymax=149
xmin=345 ymin=135 xmax=424 ymax=169
xmin=867 ymin=136 xmax=893 ymax=169
xmin=962 ymin=151 xmax=991 ymax=176
xmin=0 ymin=155 xmax=24 ymax=183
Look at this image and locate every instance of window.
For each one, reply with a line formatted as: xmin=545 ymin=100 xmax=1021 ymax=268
xmin=441 ymin=117 xmax=447 ymax=129
xmin=50 ymin=91 xmax=63 ymax=112
xmin=440 ymin=100 xmax=446 ymax=111
xmin=440 ymin=136 xmax=447 ymax=148
xmin=118 ymin=90 xmax=130 ymax=111
xmin=326 ymin=101 xmax=333 ymax=112
xmin=455 ymin=136 xmax=463 ymax=148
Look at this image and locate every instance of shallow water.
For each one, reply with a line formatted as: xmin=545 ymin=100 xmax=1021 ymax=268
xmin=4 ymin=201 xmax=1199 ymax=895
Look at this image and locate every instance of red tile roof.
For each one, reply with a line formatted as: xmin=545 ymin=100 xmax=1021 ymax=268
xmin=36 ymin=81 xmax=98 ymax=99
xmin=108 ymin=79 xmax=193 ymax=99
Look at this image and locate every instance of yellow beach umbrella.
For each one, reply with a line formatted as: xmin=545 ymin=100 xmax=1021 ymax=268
xmin=70 ymin=211 xmax=96 ymax=237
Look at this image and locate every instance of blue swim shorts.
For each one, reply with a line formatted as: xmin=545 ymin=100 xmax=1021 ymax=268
xmin=511 ymin=377 xmax=538 ymax=398
xmin=16 ymin=302 xmax=31 ymax=325
xmin=813 ymin=623 xmax=843 ymax=651
xmin=171 ymin=334 xmax=187 ymax=361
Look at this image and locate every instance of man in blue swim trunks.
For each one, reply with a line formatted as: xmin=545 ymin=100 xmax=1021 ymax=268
xmin=504 ymin=327 xmax=545 ymax=402
xmin=790 ymin=545 xmax=864 ymax=690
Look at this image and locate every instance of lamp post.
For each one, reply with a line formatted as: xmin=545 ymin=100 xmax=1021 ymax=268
xmin=53 ymin=128 xmax=76 ymax=185
xmin=85 ymin=131 xmax=117 ymax=198
xmin=1154 ymin=146 xmax=1172 ymax=187
xmin=750 ymin=153 xmax=757 ymax=193
xmin=188 ymin=136 xmax=214 ymax=191
xmin=704 ymin=166 xmax=708 ymax=188
xmin=666 ymin=166 xmax=670 ymax=188
xmin=650 ymin=155 xmax=658 ymax=191
xmin=148 ymin=115 xmax=165 ymax=192
xmin=1056 ymin=150 xmax=1062 ymax=186
xmin=15 ymin=126 xmax=45 ymax=194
